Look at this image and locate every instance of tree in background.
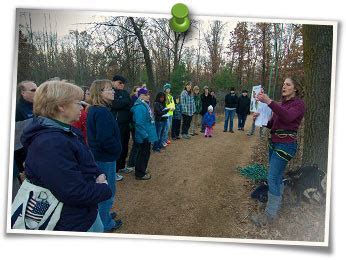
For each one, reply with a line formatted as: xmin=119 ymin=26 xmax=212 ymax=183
xmin=302 ymin=25 xmax=333 ymax=172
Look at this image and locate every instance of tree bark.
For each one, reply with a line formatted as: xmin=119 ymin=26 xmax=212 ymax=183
xmin=302 ymin=24 xmax=333 ymax=172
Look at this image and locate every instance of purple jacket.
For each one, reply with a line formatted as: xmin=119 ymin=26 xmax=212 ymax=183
xmin=267 ymin=97 xmax=305 ymax=143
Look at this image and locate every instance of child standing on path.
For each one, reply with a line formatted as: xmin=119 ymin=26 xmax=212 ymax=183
xmin=203 ymin=105 xmax=216 ymax=137
xmin=171 ymin=96 xmax=182 ymax=140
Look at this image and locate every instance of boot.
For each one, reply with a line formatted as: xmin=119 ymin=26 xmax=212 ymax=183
xmin=250 ymin=212 xmax=274 ymax=227
xmin=251 ymin=192 xmax=282 ymax=227
xmin=265 ymin=192 xmax=282 ymax=219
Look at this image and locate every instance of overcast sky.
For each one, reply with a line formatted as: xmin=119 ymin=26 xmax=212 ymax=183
xmin=18 ymin=9 xmax=236 ymax=51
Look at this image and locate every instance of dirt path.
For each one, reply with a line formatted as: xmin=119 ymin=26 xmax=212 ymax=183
xmin=112 ymin=118 xmax=326 ymax=242
xmin=113 ymin=118 xmax=258 ymax=238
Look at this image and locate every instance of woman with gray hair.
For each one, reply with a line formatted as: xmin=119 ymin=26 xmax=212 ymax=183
xmin=16 ymin=80 xmax=111 ymax=232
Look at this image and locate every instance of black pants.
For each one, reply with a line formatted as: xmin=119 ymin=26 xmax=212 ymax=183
xmin=135 ymin=141 xmax=151 ymax=178
xmin=171 ymin=118 xmax=181 ymax=138
xmin=14 ymin=148 xmax=26 ymax=172
xmin=127 ymin=127 xmax=139 ymax=167
xmin=181 ymin=114 xmax=192 ymax=135
xmin=117 ymin=123 xmax=131 ymax=172
xmin=237 ymin=113 xmax=248 ymax=129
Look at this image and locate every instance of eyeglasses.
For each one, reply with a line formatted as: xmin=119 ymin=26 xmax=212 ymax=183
xmin=24 ymin=89 xmax=36 ymax=92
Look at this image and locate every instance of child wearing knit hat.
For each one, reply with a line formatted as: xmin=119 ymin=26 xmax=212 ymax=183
xmin=203 ymin=105 xmax=216 ymax=137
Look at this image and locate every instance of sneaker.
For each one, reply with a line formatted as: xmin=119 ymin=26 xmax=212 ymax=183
xmin=223 ymin=129 xmax=227 ymax=132
xmin=116 ymin=174 xmax=124 ymax=181
xmin=230 ymin=130 xmax=234 ymax=133
xmin=118 ymin=167 xmax=134 ymax=174
xmin=105 ymin=219 xmax=123 ymax=232
xmin=176 ymin=136 xmax=181 ymax=139
xmin=182 ymin=134 xmax=191 ymax=139
xmin=136 ymin=173 xmax=151 ymax=180
xmin=208 ymin=135 xmax=212 ymax=138
xmin=162 ymin=142 xmax=168 ymax=147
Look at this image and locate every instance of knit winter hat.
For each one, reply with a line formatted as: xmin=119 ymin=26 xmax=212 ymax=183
xmin=208 ymin=105 xmax=213 ymax=112
xmin=163 ymin=83 xmax=172 ymax=91
xmin=137 ymin=87 xmax=149 ymax=96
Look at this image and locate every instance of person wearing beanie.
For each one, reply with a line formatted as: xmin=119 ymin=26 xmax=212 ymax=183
xmin=131 ymin=87 xmax=158 ymax=180
xmin=236 ymin=89 xmax=251 ymax=131
xmin=111 ymin=75 xmax=133 ymax=180
xmin=202 ymin=105 xmax=216 ymax=137
xmin=162 ymin=83 xmax=175 ymax=145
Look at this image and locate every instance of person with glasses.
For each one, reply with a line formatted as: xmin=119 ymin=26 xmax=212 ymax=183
xmin=13 ymin=81 xmax=38 ymax=200
xmin=111 ymin=75 xmax=133 ymax=181
xmin=18 ymin=80 xmax=112 ymax=232
xmin=87 ymin=79 xmax=123 ymax=232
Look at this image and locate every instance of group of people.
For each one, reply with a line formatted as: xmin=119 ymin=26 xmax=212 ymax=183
xmin=11 ymin=74 xmax=305 ymax=232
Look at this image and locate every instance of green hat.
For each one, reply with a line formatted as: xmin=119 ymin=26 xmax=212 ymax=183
xmin=163 ymin=83 xmax=172 ymax=91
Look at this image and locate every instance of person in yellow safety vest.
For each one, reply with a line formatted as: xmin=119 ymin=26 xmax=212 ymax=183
xmin=162 ymin=83 xmax=175 ymax=145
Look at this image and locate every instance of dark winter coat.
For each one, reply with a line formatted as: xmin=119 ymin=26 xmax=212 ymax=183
xmin=210 ymin=96 xmax=217 ymax=109
xmin=20 ymin=116 xmax=112 ymax=232
xmin=111 ymin=89 xmax=132 ymax=124
xmin=154 ymin=101 xmax=168 ymax=122
xmin=237 ymin=95 xmax=251 ymax=115
xmin=225 ymin=93 xmax=238 ymax=109
xmin=16 ymin=99 xmax=33 ymax=122
xmin=87 ymin=105 xmax=122 ymax=162
xmin=200 ymin=93 xmax=212 ymax=115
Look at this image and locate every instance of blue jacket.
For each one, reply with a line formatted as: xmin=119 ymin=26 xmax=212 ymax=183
xmin=131 ymin=98 xmax=158 ymax=144
xmin=87 ymin=105 xmax=122 ymax=162
xmin=16 ymin=99 xmax=33 ymax=122
xmin=203 ymin=112 xmax=216 ymax=127
xmin=20 ymin=116 xmax=112 ymax=232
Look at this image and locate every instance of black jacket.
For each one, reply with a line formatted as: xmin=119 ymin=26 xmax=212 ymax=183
xmin=111 ymin=89 xmax=132 ymax=124
xmin=210 ymin=96 xmax=217 ymax=108
xmin=237 ymin=95 xmax=251 ymax=115
xmin=201 ymin=93 xmax=212 ymax=115
xmin=153 ymin=101 xmax=168 ymax=122
xmin=225 ymin=93 xmax=238 ymax=109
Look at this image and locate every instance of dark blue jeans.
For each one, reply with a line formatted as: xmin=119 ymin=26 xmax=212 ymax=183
xmin=224 ymin=109 xmax=236 ymax=131
xmin=95 ymin=161 xmax=117 ymax=232
xmin=153 ymin=121 xmax=167 ymax=150
xmin=237 ymin=113 xmax=247 ymax=129
xmin=267 ymin=142 xmax=297 ymax=196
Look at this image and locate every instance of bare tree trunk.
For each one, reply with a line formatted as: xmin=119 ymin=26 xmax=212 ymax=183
xmin=129 ymin=17 xmax=155 ymax=88
xmin=302 ymin=24 xmax=333 ymax=172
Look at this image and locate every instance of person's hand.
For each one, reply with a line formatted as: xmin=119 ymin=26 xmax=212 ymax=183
xmin=256 ymin=92 xmax=272 ymax=105
xmin=96 ymin=174 xmax=107 ymax=184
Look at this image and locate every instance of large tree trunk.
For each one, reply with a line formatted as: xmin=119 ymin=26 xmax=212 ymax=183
xmin=129 ymin=17 xmax=155 ymax=88
xmin=302 ymin=25 xmax=333 ymax=172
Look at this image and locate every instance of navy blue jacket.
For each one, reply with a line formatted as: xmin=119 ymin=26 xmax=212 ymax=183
xmin=21 ymin=116 xmax=112 ymax=232
xmin=87 ymin=105 xmax=122 ymax=162
xmin=16 ymin=99 xmax=33 ymax=122
xmin=225 ymin=93 xmax=238 ymax=109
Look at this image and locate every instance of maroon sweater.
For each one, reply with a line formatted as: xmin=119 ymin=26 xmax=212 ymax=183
xmin=267 ymin=97 xmax=305 ymax=143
